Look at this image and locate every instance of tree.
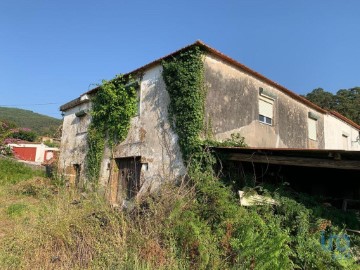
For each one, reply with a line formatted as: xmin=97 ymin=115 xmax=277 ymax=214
xmin=304 ymin=87 xmax=360 ymax=125
xmin=333 ymin=87 xmax=360 ymax=124
xmin=303 ymin=88 xmax=335 ymax=110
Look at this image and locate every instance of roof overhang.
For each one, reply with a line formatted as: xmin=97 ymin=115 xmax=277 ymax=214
xmin=213 ymin=147 xmax=360 ymax=170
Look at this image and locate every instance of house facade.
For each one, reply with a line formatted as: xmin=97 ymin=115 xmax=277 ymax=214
xmin=324 ymin=111 xmax=360 ymax=150
xmin=58 ymin=41 xmax=360 ymax=206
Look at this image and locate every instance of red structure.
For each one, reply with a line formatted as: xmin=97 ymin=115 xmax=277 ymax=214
xmin=12 ymin=147 xmax=37 ymax=161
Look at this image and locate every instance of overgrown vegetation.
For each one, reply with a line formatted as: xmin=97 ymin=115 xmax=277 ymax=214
xmin=0 ymin=158 xmax=44 ymax=185
xmin=86 ymin=75 xmax=138 ymax=182
xmin=160 ymin=47 xmax=359 ymax=269
xmin=0 ymin=158 xmax=358 ymax=269
xmin=162 ymin=46 xmax=206 ymax=164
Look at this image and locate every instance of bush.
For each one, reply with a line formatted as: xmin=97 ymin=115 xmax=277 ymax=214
xmin=9 ymin=128 xmax=37 ymax=142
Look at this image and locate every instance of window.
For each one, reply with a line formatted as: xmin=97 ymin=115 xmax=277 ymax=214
xmin=308 ymin=118 xmax=317 ymax=140
xmin=342 ymin=134 xmax=348 ymax=150
xmin=76 ymin=115 xmax=90 ymax=134
xmin=75 ymin=109 xmax=90 ymax=134
xmin=259 ymin=98 xmax=273 ymax=125
xmin=308 ymin=112 xmax=318 ymax=141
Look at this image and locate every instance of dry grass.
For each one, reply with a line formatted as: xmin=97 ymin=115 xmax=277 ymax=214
xmin=0 ymin=158 xmax=358 ymax=269
xmin=0 ymin=175 xmax=190 ymax=270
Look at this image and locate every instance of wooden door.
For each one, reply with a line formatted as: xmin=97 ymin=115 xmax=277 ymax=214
xmin=116 ymin=157 xmax=141 ymax=201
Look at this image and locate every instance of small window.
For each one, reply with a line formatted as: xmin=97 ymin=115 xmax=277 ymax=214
xmin=76 ymin=115 xmax=90 ymax=134
xmin=342 ymin=134 xmax=348 ymax=150
xmin=308 ymin=117 xmax=317 ymax=140
xmin=75 ymin=110 xmax=87 ymax=117
xmin=259 ymin=98 xmax=273 ymax=125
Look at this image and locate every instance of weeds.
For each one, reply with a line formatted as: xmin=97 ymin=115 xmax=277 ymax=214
xmin=0 ymin=158 xmax=44 ymax=185
xmin=0 ymin=159 xmax=359 ymax=269
xmin=6 ymin=203 xmax=27 ymax=217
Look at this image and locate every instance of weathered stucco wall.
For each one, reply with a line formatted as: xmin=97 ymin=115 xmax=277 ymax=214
xmin=204 ymin=54 xmax=325 ymax=149
xmin=109 ymin=65 xmax=185 ymax=203
xmin=59 ymin=65 xmax=185 ymax=205
xmin=324 ymin=115 xmax=360 ymax=150
xmin=58 ymin=101 xmax=91 ymax=185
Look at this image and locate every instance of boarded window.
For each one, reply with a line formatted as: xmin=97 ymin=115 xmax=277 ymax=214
xmin=308 ymin=118 xmax=317 ymax=140
xmin=76 ymin=115 xmax=90 ymax=134
xmin=259 ymin=98 xmax=273 ymax=125
xmin=116 ymin=157 xmax=141 ymax=201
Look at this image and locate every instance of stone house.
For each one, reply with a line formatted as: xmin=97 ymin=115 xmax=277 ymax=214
xmin=58 ymin=41 xmax=360 ymax=206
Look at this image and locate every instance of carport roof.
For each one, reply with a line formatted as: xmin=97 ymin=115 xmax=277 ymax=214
xmin=213 ymin=147 xmax=360 ymax=170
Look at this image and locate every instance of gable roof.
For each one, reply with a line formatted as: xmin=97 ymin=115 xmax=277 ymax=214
xmin=82 ymin=41 xmax=327 ymax=113
xmin=328 ymin=110 xmax=360 ymax=130
xmin=60 ymin=41 xmax=358 ymax=131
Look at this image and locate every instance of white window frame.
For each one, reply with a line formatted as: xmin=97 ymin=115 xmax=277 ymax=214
xmin=258 ymin=96 xmax=274 ymax=126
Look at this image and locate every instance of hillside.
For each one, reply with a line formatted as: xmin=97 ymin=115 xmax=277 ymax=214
xmin=0 ymin=107 xmax=62 ymax=137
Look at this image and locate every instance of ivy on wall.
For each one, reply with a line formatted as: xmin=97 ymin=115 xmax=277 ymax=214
xmin=162 ymin=46 xmax=246 ymax=166
xmin=86 ymin=75 xmax=138 ymax=183
xmin=162 ymin=46 xmax=206 ymax=164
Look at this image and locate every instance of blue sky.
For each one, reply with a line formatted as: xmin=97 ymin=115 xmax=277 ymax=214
xmin=1 ymin=0 xmax=359 ymax=119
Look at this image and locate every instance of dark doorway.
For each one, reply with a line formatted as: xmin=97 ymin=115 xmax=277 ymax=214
xmin=73 ymin=164 xmax=81 ymax=188
xmin=116 ymin=157 xmax=141 ymax=201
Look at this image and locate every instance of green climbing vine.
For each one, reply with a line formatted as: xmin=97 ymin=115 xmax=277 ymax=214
xmin=162 ymin=46 xmax=206 ymax=164
xmin=162 ymin=46 xmax=246 ymax=166
xmin=86 ymin=74 xmax=138 ymax=182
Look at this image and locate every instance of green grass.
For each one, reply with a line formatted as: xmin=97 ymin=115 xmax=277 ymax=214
xmin=0 ymin=158 xmax=44 ymax=185
xmin=6 ymin=203 xmax=28 ymax=217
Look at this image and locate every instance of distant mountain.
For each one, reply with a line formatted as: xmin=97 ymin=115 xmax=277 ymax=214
xmin=0 ymin=107 xmax=62 ymax=137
